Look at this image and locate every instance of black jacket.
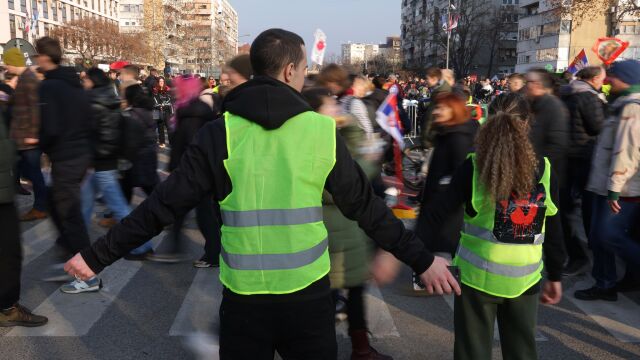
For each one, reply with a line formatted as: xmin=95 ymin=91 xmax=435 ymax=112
xmin=422 ymin=157 xmax=566 ymax=284
xmin=417 ymin=119 xmax=479 ymax=254
xmin=529 ymin=94 xmax=570 ymax=187
xmin=169 ymin=98 xmax=214 ymax=171
xmin=81 ymin=76 xmax=434 ymax=301
xmin=39 ymin=66 xmax=90 ymax=161
xmin=88 ymin=85 xmax=122 ymax=171
xmin=128 ymin=107 xmax=159 ymax=187
xmin=560 ymin=81 xmax=606 ymax=159
xmin=362 ymin=88 xmax=388 ymax=131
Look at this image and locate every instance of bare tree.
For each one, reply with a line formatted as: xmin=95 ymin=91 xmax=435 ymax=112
xmin=545 ymin=0 xmax=639 ymax=26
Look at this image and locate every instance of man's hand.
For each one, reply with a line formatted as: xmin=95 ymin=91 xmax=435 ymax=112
xmin=23 ymin=138 xmax=39 ymax=145
xmin=371 ymin=250 xmax=401 ymax=286
xmin=419 ymin=256 xmax=462 ymax=296
xmin=608 ymin=200 xmax=621 ymax=214
xmin=540 ymin=281 xmax=562 ymax=305
xmin=64 ymin=253 xmax=96 ymax=281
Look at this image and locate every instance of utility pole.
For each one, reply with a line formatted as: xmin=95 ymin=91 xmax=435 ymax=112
xmin=445 ymin=0 xmax=451 ymax=69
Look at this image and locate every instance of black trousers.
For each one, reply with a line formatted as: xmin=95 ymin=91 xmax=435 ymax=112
xmin=49 ymin=156 xmax=91 ymax=254
xmin=169 ymin=197 xmax=220 ymax=257
xmin=560 ymin=157 xmax=592 ymax=263
xmin=219 ymin=294 xmax=337 ymax=360
xmin=0 ymin=203 xmax=22 ymax=309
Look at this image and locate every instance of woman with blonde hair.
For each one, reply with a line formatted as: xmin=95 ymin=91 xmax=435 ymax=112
xmin=423 ymin=93 xmax=566 ymax=360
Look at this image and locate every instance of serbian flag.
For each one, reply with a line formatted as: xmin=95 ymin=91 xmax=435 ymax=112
xmin=376 ymin=89 xmax=405 ymax=150
xmin=567 ymin=49 xmax=588 ymax=75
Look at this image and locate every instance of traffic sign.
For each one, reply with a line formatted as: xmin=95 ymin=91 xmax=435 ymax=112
xmin=2 ymin=38 xmax=38 ymax=66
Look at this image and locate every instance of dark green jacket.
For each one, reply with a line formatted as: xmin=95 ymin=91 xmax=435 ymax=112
xmin=323 ymin=119 xmax=378 ymax=289
xmin=0 ymin=112 xmax=16 ymax=204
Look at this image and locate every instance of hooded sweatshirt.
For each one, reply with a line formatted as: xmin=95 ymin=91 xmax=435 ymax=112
xmin=81 ymin=76 xmax=434 ymax=302
xmin=39 ymin=66 xmax=91 ymax=161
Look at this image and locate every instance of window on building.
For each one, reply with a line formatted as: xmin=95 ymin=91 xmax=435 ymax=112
xmin=536 ymin=48 xmax=558 ymax=61
xmin=199 ymin=4 xmax=207 ymax=9
xmin=9 ymin=15 xmax=16 ymax=39
xmin=70 ymin=6 xmax=74 ymax=20
xmin=52 ymin=0 xmax=57 ymax=20
xmin=21 ymin=0 xmax=27 ymax=13
xmin=32 ymin=0 xmax=38 ymax=18
xmin=560 ymin=20 xmax=571 ymax=34
xmin=8 ymin=0 xmax=14 ymax=10
xmin=42 ymin=0 xmax=49 ymax=18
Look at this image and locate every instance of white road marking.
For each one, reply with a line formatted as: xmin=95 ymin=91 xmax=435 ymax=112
xmin=567 ymin=280 xmax=640 ymax=343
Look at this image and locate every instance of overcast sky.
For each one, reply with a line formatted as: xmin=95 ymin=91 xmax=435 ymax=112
xmin=228 ymin=0 xmax=401 ymax=60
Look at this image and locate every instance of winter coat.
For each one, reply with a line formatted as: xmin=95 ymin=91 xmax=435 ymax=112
xmin=38 ymin=66 xmax=91 ymax=162
xmin=9 ymin=68 xmax=40 ymax=150
xmin=0 ymin=112 xmax=15 ymax=204
xmin=587 ymin=91 xmax=640 ymax=199
xmin=88 ymin=85 xmax=122 ymax=171
xmin=560 ymin=80 xmax=607 ymax=159
xmin=127 ymin=107 xmax=159 ymax=187
xmin=169 ymin=98 xmax=214 ymax=171
xmin=324 ymin=118 xmax=379 ymax=289
xmin=529 ymin=94 xmax=570 ymax=187
xmin=416 ymin=119 xmax=478 ymax=255
xmin=421 ymin=81 xmax=452 ymax=147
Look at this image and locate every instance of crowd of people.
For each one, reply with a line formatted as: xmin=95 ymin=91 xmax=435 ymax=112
xmin=0 ymin=28 xmax=639 ymax=360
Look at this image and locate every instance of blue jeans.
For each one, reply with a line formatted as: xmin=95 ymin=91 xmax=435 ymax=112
xmin=81 ymin=171 xmax=154 ymax=255
xmin=18 ymin=149 xmax=48 ymax=211
xmin=590 ymin=194 xmax=640 ymax=289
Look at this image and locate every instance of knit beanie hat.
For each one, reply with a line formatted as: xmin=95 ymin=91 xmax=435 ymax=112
xmin=3 ymin=47 xmax=26 ymax=67
xmin=608 ymin=60 xmax=640 ymax=85
xmin=226 ymin=54 xmax=253 ymax=81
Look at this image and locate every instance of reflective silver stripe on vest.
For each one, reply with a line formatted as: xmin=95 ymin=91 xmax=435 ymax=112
xmin=222 ymin=207 xmax=323 ymax=227
xmin=457 ymin=245 xmax=542 ymax=278
xmin=221 ymin=237 xmax=328 ymax=270
xmin=464 ymin=223 xmax=545 ymax=245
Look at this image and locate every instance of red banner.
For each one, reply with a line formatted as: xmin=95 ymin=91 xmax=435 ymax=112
xmin=592 ymin=37 xmax=629 ymax=65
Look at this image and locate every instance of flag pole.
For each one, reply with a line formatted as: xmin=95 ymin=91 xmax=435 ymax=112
xmin=446 ymin=0 xmax=451 ymax=69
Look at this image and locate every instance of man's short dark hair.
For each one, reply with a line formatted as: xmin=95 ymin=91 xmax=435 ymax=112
xmin=86 ymin=67 xmax=111 ymax=88
xmin=122 ymin=64 xmax=140 ymax=78
xmin=576 ymin=66 xmax=603 ymax=81
xmin=372 ymin=76 xmax=386 ymax=89
xmin=35 ymin=36 xmax=63 ymax=65
xmin=250 ymin=28 xmax=305 ymax=77
xmin=425 ymin=67 xmax=442 ymax=79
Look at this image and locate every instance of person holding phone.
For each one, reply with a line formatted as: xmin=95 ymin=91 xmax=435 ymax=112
xmin=421 ymin=93 xmax=566 ymax=360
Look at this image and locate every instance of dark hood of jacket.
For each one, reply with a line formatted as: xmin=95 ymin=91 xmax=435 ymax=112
xmin=560 ymin=80 xmax=598 ymax=97
xmin=89 ymin=85 xmax=121 ymax=110
xmin=44 ymin=66 xmax=82 ymax=89
xmin=222 ymin=76 xmax=312 ymax=130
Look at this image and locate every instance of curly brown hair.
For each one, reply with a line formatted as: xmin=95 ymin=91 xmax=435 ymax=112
xmin=475 ymin=93 xmax=538 ymax=201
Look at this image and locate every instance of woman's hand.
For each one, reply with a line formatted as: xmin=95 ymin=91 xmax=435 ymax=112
xmin=540 ymin=281 xmax=562 ymax=305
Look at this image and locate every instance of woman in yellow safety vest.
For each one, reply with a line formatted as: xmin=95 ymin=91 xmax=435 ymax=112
xmin=421 ymin=92 xmax=566 ymax=360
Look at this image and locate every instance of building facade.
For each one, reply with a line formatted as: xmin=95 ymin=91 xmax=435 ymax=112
xmin=614 ymin=9 xmax=640 ymax=61
xmin=1 ymin=0 xmax=119 ymax=51
xmin=401 ymin=0 xmax=518 ymax=77
xmin=341 ymin=43 xmax=379 ymax=65
xmin=379 ymin=36 xmax=403 ymax=66
xmin=119 ymin=0 xmax=143 ymax=33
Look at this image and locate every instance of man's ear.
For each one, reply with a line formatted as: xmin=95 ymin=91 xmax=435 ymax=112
xmin=283 ymin=63 xmax=295 ymax=83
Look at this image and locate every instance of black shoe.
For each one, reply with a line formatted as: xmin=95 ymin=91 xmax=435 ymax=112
xmin=0 ymin=304 xmax=48 ymax=327
xmin=124 ymin=249 xmax=155 ymax=261
xmin=563 ymin=259 xmax=590 ymax=277
xmin=574 ymin=286 xmax=618 ymax=301
xmin=412 ymin=272 xmax=426 ymax=291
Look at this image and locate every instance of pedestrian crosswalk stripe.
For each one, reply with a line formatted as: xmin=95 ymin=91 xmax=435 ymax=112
xmin=336 ymin=283 xmax=400 ymax=339
xmin=443 ymin=294 xmax=548 ymax=342
xmin=170 ymin=229 xmax=222 ymax=337
xmin=7 ymin=231 xmax=167 ymax=337
xmin=567 ymin=280 xmax=640 ymax=343
xmin=21 ymin=219 xmax=58 ymax=266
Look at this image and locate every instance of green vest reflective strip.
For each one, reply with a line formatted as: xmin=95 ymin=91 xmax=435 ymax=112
xmin=453 ymin=154 xmax=557 ymax=298
xmin=221 ymin=237 xmax=329 ymax=270
xmin=463 ymin=223 xmax=545 ymax=245
xmin=221 ymin=207 xmax=323 ymax=227
xmin=219 ymin=111 xmax=336 ymax=295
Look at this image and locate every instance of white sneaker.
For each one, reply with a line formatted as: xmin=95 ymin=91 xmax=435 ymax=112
xmin=59 ymin=277 xmax=102 ymax=294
